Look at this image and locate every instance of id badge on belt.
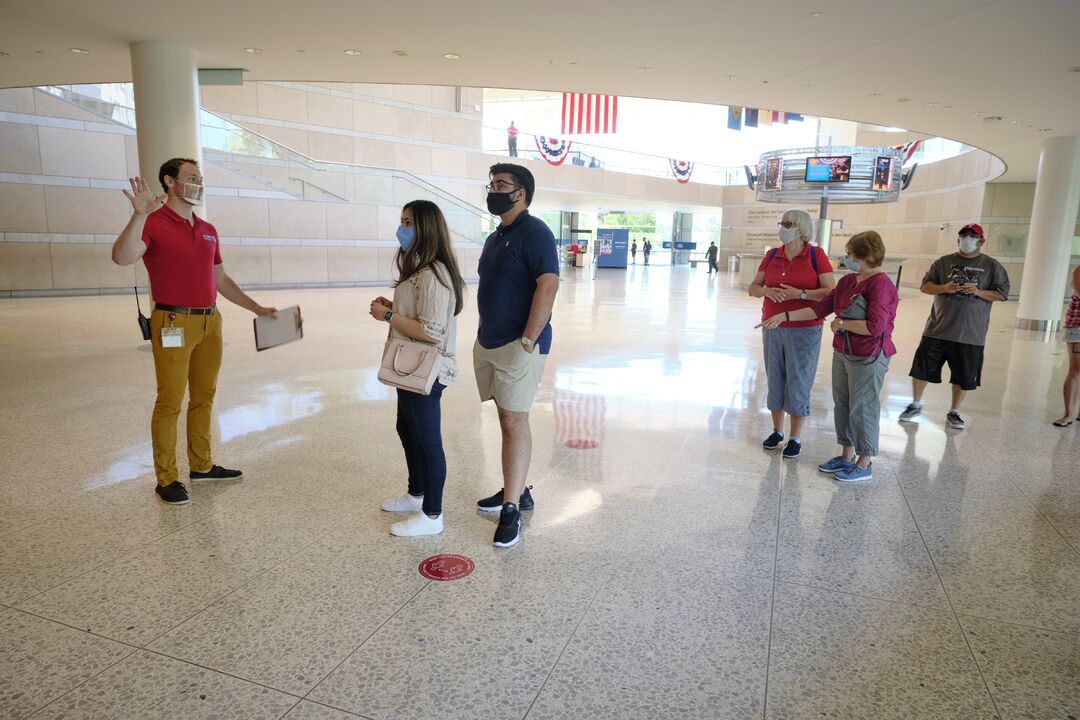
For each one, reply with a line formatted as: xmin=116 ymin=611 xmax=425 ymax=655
xmin=161 ymin=313 xmax=185 ymax=348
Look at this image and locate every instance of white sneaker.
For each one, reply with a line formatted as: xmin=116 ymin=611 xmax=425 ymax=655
xmin=390 ymin=512 xmax=444 ymax=537
xmin=381 ymin=493 xmax=423 ymax=512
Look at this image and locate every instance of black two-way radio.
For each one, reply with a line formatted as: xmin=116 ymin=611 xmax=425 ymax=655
xmin=135 ymin=286 xmax=151 ymax=340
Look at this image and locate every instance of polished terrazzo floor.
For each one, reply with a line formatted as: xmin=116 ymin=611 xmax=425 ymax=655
xmin=0 ymin=266 xmax=1077 ymax=720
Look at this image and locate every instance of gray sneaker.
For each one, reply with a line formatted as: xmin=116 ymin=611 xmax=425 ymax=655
xmin=946 ymin=411 xmax=967 ymax=430
xmin=899 ymin=403 xmax=923 ymax=422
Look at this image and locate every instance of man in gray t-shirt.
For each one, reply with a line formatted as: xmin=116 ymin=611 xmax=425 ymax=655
xmin=899 ymin=224 xmax=1009 ymax=430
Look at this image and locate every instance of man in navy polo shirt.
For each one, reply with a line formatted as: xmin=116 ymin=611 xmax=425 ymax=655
xmin=473 ymin=163 xmax=560 ymax=547
xmin=111 ymin=158 xmax=276 ymax=506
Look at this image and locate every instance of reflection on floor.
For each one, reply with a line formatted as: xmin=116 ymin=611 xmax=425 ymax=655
xmin=1 ymin=266 xmax=1077 ymax=719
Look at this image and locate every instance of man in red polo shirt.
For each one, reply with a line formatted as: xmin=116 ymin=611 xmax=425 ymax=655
xmin=112 ymin=158 xmax=276 ymax=505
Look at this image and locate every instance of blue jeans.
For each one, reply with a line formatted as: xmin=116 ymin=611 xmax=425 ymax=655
xmin=396 ymin=382 xmax=446 ymax=516
xmin=762 ymin=326 xmax=823 ymax=417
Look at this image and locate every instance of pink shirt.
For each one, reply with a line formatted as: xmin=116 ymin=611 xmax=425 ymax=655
xmin=811 ymin=272 xmax=899 ymax=357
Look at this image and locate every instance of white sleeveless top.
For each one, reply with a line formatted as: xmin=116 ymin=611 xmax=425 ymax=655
xmin=390 ymin=263 xmax=459 ymax=386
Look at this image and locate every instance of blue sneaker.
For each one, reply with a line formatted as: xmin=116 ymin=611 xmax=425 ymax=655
xmin=834 ymin=463 xmax=873 ymax=482
xmin=818 ymin=456 xmax=856 ymax=474
xmin=762 ymin=432 xmax=784 ymax=450
xmin=782 ymin=439 xmax=801 ymax=459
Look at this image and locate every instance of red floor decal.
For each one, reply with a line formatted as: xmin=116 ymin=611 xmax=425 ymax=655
xmin=418 ymin=554 xmax=475 ymax=581
xmin=566 ymin=438 xmax=599 ymax=449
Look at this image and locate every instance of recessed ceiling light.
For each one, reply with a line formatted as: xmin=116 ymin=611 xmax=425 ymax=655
xmin=1009 ymin=120 xmax=1022 ymax=125
xmin=971 ymin=111 xmax=984 ymax=116
xmin=393 ymin=50 xmax=408 ymax=57
xmin=1038 ymin=128 xmax=1053 ymax=133
xmin=924 ymin=102 xmax=939 ymax=108
xmin=0 ymin=51 xmax=8 ymax=57
xmin=34 ymin=50 xmax=44 ymax=54
xmin=70 ymin=48 xmax=90 ymax=54
xmin=543 ymin=59 xmax=558 ymax=65
xmin=896 ymin=97 xmax=910 ymax=103
xmin=635 ymin=66 xmax=652 ymax=72
xmin=810 ymin=11 xmax=823 ymax=16
xmin=243 ymin=47 xmax=261 ymax=54
xmin=983 ymin=115 xmax=1002 ymax=122
xmin=865 ymin=92 xmax=881 ymax=98
xmin=569 ymin=61 xmax=579 ymax=66
xmin=723 ymin=74 xmax=736 ymax=80
xmin=296 ymin=49 xmax=306 ymax=53
xmin=344 ymin=49 xmax=362 ymax=56
xmin=442 ymin=53 xmax=460 ymax=60
xmin=1070 ymin=66 xmax=1080 ymax=73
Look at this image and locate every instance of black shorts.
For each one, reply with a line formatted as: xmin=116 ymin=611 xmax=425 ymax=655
xmin=909 ymin=336 xmax=984 ymax=391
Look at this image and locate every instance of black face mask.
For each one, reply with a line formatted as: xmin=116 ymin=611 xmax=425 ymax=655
xmin=486 ymin=191 xmax=518 ymax=215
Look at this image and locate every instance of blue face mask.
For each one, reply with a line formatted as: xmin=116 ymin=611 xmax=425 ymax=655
xmin=396 ymin=225 xmax=415 ymax=251
xmin=842 ymin=256 xmax=860 ymax=272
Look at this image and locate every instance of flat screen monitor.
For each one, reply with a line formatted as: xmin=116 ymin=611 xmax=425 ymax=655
xmin=872 ymin=156 xmax=894 ymax=191
xmin=805 ymin=156 xmax=852 ymax=183
xmin=763 ymin=158 xmax=783 ymax=190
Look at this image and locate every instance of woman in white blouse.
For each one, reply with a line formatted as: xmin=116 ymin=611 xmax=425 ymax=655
xmin=369 ymin=200 xmax=466 ymax=536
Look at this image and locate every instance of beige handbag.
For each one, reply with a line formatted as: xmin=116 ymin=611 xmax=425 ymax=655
xmin=378 ymin=336 xmax=444 ymax=395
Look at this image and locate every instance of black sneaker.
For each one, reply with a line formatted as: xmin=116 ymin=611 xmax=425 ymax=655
xmin=155 ymin=481 xmax=190 ymax=505
xmin=189 ymin=465 xmax=243 ymax=482
xmin=946 ymin=411 xmax=966 ymax=430
xmin=782 ymin=439 xmax=802 ymax=459
xmin=493 ymin=503 xmax=522 ymax=548
xmin=762 ymin=432 xmax=785 ymax=450
xmin=477 ymin=485 xmax=534 ymax=513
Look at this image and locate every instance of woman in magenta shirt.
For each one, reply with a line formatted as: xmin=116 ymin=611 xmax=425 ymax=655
xmin=758 ymin=231 xmax=898 ymax=482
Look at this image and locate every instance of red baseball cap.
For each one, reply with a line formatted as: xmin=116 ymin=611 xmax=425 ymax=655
xmin=959 ymin=223 xmax=984 ymax=237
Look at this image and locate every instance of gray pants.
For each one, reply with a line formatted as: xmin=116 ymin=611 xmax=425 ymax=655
xmin=832 ymin=352 xmax=890 ymax=456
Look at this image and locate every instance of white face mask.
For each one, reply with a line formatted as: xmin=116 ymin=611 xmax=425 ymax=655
xmin=180 ymin=181 xmax=205 ymax=207
xmin=779 ymin=226 xmax=800 ymax=244
xmin=959 ymin=236 xmax=980 ymax=254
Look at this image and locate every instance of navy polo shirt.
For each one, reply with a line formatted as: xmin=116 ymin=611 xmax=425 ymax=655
xmin=477 ymin=211 xmax=560 ymax=353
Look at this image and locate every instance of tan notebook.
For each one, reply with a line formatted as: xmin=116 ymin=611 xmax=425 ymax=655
xmin=254 ymin=305 xmax=303 ymax=351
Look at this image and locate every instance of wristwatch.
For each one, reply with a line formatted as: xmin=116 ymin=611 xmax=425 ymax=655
xmin=520 ymin=336 xmax=534 ymax=349
xmin=799 ymin=290 xmax=808 ymax=300
xmin=383 ymin=310 xmax=394 ymax=323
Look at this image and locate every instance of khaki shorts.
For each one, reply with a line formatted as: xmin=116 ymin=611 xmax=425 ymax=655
xmin=473 ymin=338 xmax=547 ymax=413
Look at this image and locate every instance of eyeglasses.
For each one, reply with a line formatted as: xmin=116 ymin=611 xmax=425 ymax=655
xmin=485 ymin=181 xmax=520 ymax=193
xmin=778 ymin=221 xmax=797 ymax=228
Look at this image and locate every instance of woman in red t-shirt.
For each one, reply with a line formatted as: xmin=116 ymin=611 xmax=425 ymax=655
xmin=748 ymin=209 xmax=836 ymax=459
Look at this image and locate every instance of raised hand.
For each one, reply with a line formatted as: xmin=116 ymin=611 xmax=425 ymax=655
xmin=121 ymin=177 xmax=166 ymax=215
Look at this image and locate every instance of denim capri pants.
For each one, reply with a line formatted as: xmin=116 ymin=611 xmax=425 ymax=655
xmin=762 ymin=326 xmax=823 ymax=417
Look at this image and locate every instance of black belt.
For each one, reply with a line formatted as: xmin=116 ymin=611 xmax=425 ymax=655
xmin=155 ymin=303 xmax=217 ymax=315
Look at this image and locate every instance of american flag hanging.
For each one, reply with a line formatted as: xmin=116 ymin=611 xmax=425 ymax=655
xmin=893 ymin=140 xmax=921 ymax=164
xmin=561 ymin=93 xmax=619 ymax=134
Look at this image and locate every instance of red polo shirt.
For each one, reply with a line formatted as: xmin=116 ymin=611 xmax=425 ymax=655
xmin=757 ymin=243 xmax=832 ymax=328
xmin=141 ymin=204 xmax=222 ymax=308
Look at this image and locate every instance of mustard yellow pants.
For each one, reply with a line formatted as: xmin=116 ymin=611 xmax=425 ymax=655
xmin=150 ymin=308 xmax=223 ymax=485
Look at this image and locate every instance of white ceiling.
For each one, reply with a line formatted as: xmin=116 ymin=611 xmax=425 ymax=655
xmin=1 ymin=0 xmax=1078 ymax=182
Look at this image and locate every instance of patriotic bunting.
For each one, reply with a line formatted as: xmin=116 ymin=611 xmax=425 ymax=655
xmin=535 ymin=136 xmax=573 ymax=165
xmin=670 ymin=159 xmax=694 ymax=183
xmin=561 ymin=93 xmax=618 ymax=134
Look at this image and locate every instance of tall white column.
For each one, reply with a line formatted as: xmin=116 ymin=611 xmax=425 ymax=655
xmin=1016 ymin=135 xmax=1080 ymax=330
xmin=129 ymin=42 xmax=202 ymax=196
